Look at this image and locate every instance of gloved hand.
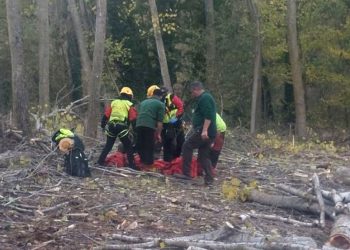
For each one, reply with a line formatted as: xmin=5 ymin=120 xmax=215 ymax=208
xmin=169 ymin=117 xmax=178 ymax=124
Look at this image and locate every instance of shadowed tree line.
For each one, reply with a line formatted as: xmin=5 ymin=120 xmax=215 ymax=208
xmin=1 ymin=0 xmax=350 ymax=138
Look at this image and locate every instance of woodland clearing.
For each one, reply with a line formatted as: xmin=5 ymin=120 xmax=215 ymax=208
xmin=1 ymin=128 xmax=350 ymax=250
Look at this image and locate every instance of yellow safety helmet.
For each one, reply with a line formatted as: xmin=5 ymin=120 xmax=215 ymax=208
xmin=120 ymin=87 xmax=133 ymax=97
xmin=147 ymin=85 xmax=160 ymax=97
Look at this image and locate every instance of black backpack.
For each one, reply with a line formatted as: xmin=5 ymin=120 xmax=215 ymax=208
xmin=63 ymin=136 xmax=91 ymax=177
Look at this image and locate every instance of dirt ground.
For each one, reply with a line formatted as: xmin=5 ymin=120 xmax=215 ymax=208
xmin=0 ymin=129 xmax=349 ymax=249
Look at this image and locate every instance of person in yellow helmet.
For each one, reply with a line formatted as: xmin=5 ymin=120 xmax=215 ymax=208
xmin=147 ymin=84 xmax=160 ymax=98
xmin=97 ymin=87 xmax=138 ymax=169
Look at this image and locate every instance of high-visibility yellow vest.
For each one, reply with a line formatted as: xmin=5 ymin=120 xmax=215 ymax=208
xmin=163 ymin=94 xmax=178 ymax=123
xmin=216 ymin=113 xmax=227 ymax=133
xmin=110 ymin=99 xmax=133 ymax=122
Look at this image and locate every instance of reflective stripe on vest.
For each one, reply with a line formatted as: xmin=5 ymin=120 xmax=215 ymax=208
xmin=109 ymin=99 xmax=133 ymax=122
xmin=163 ymin=94 xmax=178 ymax=123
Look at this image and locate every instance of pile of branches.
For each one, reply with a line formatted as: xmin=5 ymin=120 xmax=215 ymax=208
xmin=96 ymin=173 xmax=350 ymax=250
xmin=97 ymin=223 xmax=339 ymax=250
xmin=245 ymin=173 xmax=350 ymax=250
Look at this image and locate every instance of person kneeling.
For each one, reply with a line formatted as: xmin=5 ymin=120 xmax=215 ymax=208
xmin=51 ymin=128 xmax=91 ymax=177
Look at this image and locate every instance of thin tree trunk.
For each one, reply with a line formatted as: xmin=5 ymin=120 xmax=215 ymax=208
xmin=38 ymin=0 xmax=50 ymax=113
xmin=287 ymin=0 xmax=306 ymax=137
xmin=67 ymin=0 xmax=91 ymax=98
xmin=205 ymin=0 xmax=216 ymax=91
xmin=6 ymin=0 xmax=30 ymax=136
xmin=85 ymin=0 xmax=107 ymax=139
xmin=148 ymin=0 xmax=172 ymax=91
xmin=79 ymin=0 xmax=90 ymax=32
xmin=248 ymin=0 xmax=262 ymax=134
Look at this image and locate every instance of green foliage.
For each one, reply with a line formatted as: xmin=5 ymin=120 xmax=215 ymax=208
xmin=222 ymin=177 xmax=258 ymax=201
xmin=298 ymin=0 xmax=350 ymax=127
xmin=256 ymin=130 xmax=338 ymax=154
xmin=105 ymin=37 xmax=132 ymax=66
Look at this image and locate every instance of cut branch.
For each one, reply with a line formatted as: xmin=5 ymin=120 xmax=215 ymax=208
xmin=246 ymin=212 xmax=318 ymax=227
xmin=312 ymin=173 xmax=325 ymax=228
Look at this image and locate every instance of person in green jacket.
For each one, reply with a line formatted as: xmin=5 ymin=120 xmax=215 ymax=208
xmin=210 ymin=113 xmax=227 ymax=169
xmin=177 ymin=81 xmax=217 ymax=185
xmin=136 ymin=88 xmax=165 ymax=168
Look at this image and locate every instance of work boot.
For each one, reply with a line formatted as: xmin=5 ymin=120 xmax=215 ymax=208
xmin=204 ymin=175 xmax=214 ymax=186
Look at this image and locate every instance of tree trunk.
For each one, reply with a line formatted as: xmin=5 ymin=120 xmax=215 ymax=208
xmin=6 ymin=0 xmax=30 ymax=136
xmin=79 ymin=0 xmax=90 ymax=32
xmin=85 ymin=0 xmax=107 ymax=139
xmin=67 ymin=0 xmax=91 ymax=98
xmin=248 ymin=0 xmax=262 ymax=134
xmin=287 ymin=0 xmax=307 ymax=137
xmin=204 ymin=0 xmax=216 ymax=92
xmin=37 ymin=0 xmax=50 ymax=113
xmin=148 ymin=0 xmax=172 ymax=91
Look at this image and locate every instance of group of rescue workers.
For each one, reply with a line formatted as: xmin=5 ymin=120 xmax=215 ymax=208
xmin=51 ymin=81 xmax=226 ymax=185
xmin=96 ymin=81 xmax=226 ymax=185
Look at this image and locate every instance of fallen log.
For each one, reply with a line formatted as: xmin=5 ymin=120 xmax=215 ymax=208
xmin=276 ymin=183 xmax=316 ymax=202
xmin=96 ymin=236 xmax=319 ymax=250
xmin=98 ymin=222 xmax=321 ymax=250
xmin=104 ymin=223 xmax=236 ymax=243
xmin=328 ymin=214 xmax=350 ymax=249
xmin=247 ymin=190 xmax=335 ymax=220
xmin=321 ymin=190 xmax=350 ymax=214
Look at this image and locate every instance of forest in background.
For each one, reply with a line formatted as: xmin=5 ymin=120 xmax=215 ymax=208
xmin=1 ymin=0 xmax=350 ymax=139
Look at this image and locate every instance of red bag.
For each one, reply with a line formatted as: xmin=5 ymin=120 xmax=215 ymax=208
xmin=105 ymin=151 xmax=126 ymax=167
xmin=105 ymin=151 xmax=202 ymax=178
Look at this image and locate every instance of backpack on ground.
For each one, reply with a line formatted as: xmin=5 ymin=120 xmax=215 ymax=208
xmin=64 ymin=147 xmax=91 ymax=177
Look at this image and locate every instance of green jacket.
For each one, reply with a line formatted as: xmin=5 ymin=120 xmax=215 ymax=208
xmin=192 ymin=91 xmax=217 ymax=138
xmin=136 ymin=97 xmax=165 ymax=129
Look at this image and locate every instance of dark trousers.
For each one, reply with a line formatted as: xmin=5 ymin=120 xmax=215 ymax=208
xmin=136 ymin=126 xmax=155 ymax=165
xmin=98 ymin=122 xmax=136 ymax=169
xmin=210 ymin=132 xmax=225 ymax=168
xmin=161 ymin=123 xmax=185 ymax=162
xmin=182 ymin=130 xmax=214 ymax=183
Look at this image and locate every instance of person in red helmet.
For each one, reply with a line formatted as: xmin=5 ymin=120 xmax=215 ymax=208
xmin=97 ymin=87 xmax=137 ymax=169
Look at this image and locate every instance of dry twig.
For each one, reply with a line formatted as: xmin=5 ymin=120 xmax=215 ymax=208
xmin=312 ymin=173 xmax=326 ymax=228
